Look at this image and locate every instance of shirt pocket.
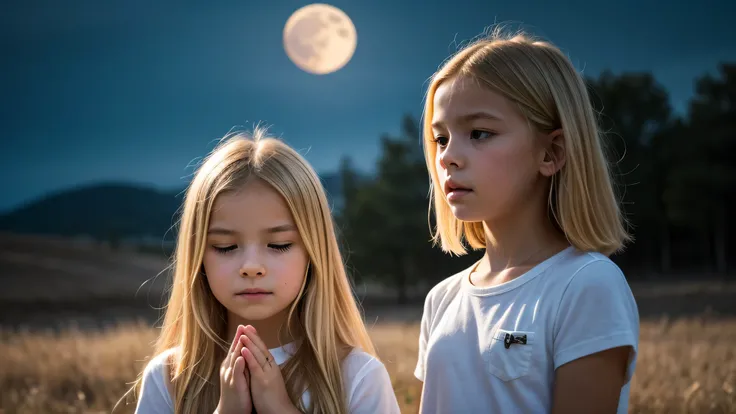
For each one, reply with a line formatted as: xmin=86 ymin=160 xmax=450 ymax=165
xmin=483 ymin=328 xmax=536 ymax=382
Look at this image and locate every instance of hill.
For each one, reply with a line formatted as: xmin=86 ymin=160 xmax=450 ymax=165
xmin=0 ymin=173 xmax=345 ymax=242
xmin=0 ymin=183 xmax=181 ymax=242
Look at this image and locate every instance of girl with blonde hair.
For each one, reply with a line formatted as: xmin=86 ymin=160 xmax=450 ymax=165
xmin=130 ymin=128 xmax=400 ymax=414
xmin=415 ymin=28 xmax=640 ymax=413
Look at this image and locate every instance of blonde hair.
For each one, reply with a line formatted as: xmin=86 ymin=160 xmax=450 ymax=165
xmin=125 ymin=127 xmax=376 ymax=413
xmin=422 ymin=28 xmax=631 ymax=257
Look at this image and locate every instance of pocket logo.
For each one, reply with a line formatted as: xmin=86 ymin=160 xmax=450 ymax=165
xmin=503 ymin=333 xmax=527 ymax=349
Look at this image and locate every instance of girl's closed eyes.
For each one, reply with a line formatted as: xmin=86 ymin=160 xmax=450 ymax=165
xmin=211 ymin=243 xmax=293 ymax=254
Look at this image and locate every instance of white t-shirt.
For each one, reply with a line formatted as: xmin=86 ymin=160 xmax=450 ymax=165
xmin=414 ymin=246 xmax=639 ymax=413
xmin=135 ymin=342 xmax=400 ymax=413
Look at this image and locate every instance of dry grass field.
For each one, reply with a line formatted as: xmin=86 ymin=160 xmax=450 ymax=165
xmin=1 ymin=318 xmax=735 ymax=414
xmin=2 ymin=232 xmax=736 ymax=413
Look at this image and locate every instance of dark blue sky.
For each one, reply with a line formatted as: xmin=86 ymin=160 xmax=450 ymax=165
xmin=1 ymin=0 xmax=734 ymax=213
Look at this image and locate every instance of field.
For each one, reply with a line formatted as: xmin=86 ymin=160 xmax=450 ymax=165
xmin=1 ymin=233 xmax=736 ymax=413
xmin=1 ymin=318 xmax=735 ymax=413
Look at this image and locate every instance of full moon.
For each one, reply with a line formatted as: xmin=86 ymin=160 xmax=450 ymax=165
xmin=283 ymin=4 xmax=357 ymax=75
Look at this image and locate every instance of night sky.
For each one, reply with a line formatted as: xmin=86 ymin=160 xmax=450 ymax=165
xmin=1 ymin=0 xmax=733 ymax=212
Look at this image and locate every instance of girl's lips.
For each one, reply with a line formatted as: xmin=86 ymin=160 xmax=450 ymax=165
xmin=447 ymin=189 xmax=472 ymax=202
xmin=235 ymin=291 xmax=273 ymax=301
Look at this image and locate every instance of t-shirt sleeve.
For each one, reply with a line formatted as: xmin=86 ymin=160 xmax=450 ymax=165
xmin=135 ymin=352 xmax=174 ymax=414
xmin=346 ymin=357 xmax=401 ymax=414
xmin=553 ymin=259 xmax=640 ymax=384
xmin=413 ymin=289 xmax=434 ymax=382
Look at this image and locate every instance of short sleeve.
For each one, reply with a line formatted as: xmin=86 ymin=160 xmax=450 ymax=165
xmin=413 ymin=290 xmax=434 ymax=382
xmin=346 ymin=356 xmax=401 ymax=414
xmin=553 ymin=259 xmax=640 ymax=383
xmin=135 ymin=351 xmax=175 ymax=414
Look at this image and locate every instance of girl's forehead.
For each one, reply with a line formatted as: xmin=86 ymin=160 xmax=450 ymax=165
xmin=208 ymin=184 xmax=296 ymax=232
xmin=433 ymin=79 xmax=512 ymax=123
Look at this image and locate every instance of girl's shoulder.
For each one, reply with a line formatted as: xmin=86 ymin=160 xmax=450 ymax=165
xmin=135 ymin=347 xmax=178 ymax=412
xmin=143 ymin=347 xmax=179 ymax=375
xmin=423 ymin=264 xmax=473 ymax=305
xmin=140 ymin=347 xmax=179 ymax=402
xmin=340 ymin=347 xmax=386 ymax=380
xmin=340 ymin=347 xmax=400 ymax=412
xmin=553 ymin=248 xmax=629 ymax=290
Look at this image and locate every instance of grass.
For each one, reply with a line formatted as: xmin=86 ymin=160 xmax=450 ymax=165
xmin=1 ymin=318 xmax=735 ymax=413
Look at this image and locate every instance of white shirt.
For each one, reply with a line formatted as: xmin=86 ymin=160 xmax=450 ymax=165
xmin=135 ymin=342 xmax=400 ymax=413
xmin=414 ymin=246 xmax=640 ymax=413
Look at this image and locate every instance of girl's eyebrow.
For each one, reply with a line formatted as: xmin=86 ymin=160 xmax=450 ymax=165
xmin=207 ymin=227 xmax=236 ymax=236
xmin=207 ymin=224 xmax=296 ymax=235
xmin=265 ymin=224 xmax=297 ymax=234
xmin=459 ymin=111 xmax=503 ymax=123
xmin=432 ymin=111 xmax=503 ymax=129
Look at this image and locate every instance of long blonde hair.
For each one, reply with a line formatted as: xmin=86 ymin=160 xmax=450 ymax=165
xmin=422 ymin=28 xmax=631 ymax=256
xmin=127 ymin=127 xmax=376 ymax=413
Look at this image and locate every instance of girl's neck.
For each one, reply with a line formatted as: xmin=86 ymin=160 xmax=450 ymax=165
xmin=226 ymin=307 xmax=299 ymax=349
xmin=473 ymin=193 xmax=569 ymax=287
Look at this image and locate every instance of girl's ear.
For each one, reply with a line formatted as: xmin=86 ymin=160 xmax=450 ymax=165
xmin=539 ymin=129 xmax=566 ymax=177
